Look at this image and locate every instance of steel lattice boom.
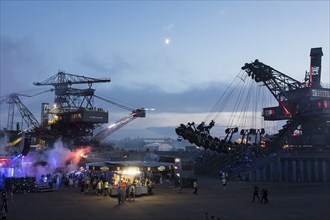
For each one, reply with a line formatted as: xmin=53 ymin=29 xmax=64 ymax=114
xmin=33 ymin=71 xmax=111 ymax=86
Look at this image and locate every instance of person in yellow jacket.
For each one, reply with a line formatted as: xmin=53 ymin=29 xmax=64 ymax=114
xmin=103 ymin=180 xmax=109 ymax=196
xmin=97 ymin=180 xmax=103 ymax=196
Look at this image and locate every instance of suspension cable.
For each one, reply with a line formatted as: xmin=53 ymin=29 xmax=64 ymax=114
xmin=94 ymin=94 xmax=134 ymax=112
xmin=204 ymin=70 xmax=246 ymax=123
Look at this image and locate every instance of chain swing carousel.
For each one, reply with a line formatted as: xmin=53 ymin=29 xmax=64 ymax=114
xmin=175 ymin=69 xmax=278 ymax=157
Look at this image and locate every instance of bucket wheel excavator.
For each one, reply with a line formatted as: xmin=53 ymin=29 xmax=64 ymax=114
xmin=176 ymin=47 xmax=329 ymax=154
xmin=242 ymin=47 xmax=329 ymax=151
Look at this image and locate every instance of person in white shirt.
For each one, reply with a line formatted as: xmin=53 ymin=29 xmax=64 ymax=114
xmin=129 ymin=184 xmax=136 ymax=201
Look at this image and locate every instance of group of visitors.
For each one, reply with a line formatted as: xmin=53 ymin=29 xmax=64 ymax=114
xmin=191 ymin=174 xmax=269 ymax=206
xmin=117 ymin=183 xmax=136 ymax=205
xmin=252 ymin=185 xmax=269 ymax=204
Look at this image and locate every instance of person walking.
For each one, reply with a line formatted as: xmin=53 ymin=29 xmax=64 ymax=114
xmin=129 ymin=184 xmax=136 ymax=201
xmin=0 ymin=190 xmax=7 ymax=219
xmin=103 ymin=180 xmax=109 ymax=197
xmin=96 ymin=180 xmax=103 ymax=196
xmin=125 ymin=183 xmax=130 ymax=201
xmin=1 ymin=191 xmax=8 ymax=213
xmin=222 ymin=178 xmax=227 ymax=191
xmin=252 ymin=185 xmax=260 ymax=202
xmin=193 ymin=179 xmax=198 ymax=195
xmin=121 ymin=185 xmax=126 ymax=203
xmin=117 ymin=186 xmax=122 ymax=205
xmin=85 ymin=177 xmax=90 ymax=193
xmin=92 ymin=178 xmax=97 ymax=191
xmin=80 ymin=179 xmax=85 ymax=194
xmin=0 ymin=203 xmax=6 ymax=220
xmin=261 ymin=187 xmax=269 ymax=204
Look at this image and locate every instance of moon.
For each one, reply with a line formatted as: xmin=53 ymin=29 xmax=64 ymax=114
xmin=164 ymin=38 xmax=171 ymax=45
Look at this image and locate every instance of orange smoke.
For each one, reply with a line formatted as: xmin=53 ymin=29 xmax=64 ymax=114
xmin=68 ymin=146 xmax=92 ymax=164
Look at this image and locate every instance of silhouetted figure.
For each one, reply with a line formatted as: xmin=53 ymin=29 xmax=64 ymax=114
xmin=222 ymin=178 xmax=227 ymax=191
xmin=197 ymin=122 xmax=205 ymax=132
xmin=117 ymin=187 xmax=122 ymax=205
xmin=206 ymin=120 xmax=215 ymax=133
xmin=193 ymin=180 xmax=198 ymax=194
xmin=0 ymin=203 xmax=6 ymax=220
xmin=261 ymin=187 xmax=268 ymax=204
xmin=1 ymin=191 xmax=8 ymax=213
xmin=252 ymin=185 xmax=260 ymax=202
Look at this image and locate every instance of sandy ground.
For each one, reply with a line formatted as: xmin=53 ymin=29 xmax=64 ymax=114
xmin=5 ymin=176 xmax=330 ymax=220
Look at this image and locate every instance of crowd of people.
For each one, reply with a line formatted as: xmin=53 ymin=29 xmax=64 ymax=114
xmin=2 ymin=176 xmax=36 ymax=194
xmin=77 ymin=173 xmax=157 ymax=205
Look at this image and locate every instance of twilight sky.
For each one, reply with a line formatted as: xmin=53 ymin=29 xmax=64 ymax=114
xmin=1 ymin=1 xmax=329 ymax=141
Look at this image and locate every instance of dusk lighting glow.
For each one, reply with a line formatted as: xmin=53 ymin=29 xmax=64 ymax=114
xmin=121 ymin=167 xmax=141 ymax=176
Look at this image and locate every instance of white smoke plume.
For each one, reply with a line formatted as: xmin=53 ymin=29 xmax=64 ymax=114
xmin=19 ymin=140 xmax=91 ymax=181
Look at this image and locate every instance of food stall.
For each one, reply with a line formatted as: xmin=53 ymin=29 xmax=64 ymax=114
xmin=86 ymin=160 xmax=174 ymax=196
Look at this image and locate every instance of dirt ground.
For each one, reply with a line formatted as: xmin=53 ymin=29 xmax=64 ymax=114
xmin=5 ymin=176 xmax=330 ymax=220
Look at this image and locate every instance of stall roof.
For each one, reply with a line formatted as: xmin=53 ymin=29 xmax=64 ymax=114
xmin=86 ymin=160 xmax=174 ymax=171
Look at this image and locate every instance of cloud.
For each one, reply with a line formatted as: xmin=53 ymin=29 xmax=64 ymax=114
xmin=95 ymin=81 xmax=230 ymax=114
xmin=0 ymin=36 xmax=48 ymax=96
xmin=72 ymin=39 xmax=238 ymax=94
xmin=75 ymin=49 xmax=132 ymax=79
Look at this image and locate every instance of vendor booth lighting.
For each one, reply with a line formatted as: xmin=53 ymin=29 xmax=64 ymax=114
xmin=157 ymin=166 xmax=166 ymax=171
xmin=121 ymin=167 xmax=141 ymax=176
xmin=174 ymin=158 xmax=181 ymax=163
xmin=100 ymin=166 xmax=110 ymax=171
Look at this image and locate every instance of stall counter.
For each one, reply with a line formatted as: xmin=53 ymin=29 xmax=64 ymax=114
xmin=110 ymin=187 xmax=118 ymax=196
xmin=135 ymin=185 xmax=148 ymax=195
